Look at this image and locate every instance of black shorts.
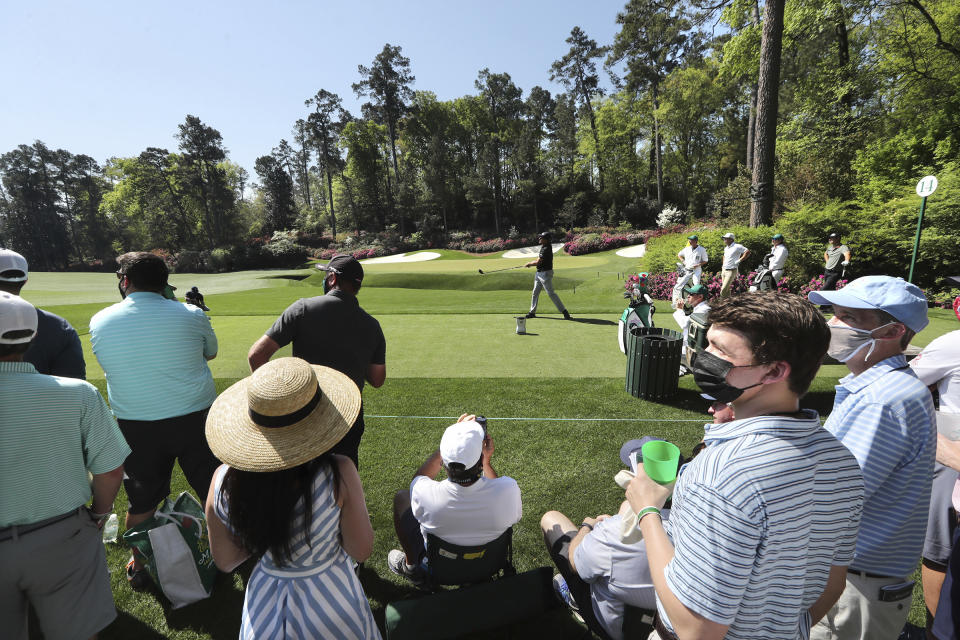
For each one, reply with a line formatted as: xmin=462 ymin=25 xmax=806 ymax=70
xmin=118 ymin=408 xmax=220 ymax=514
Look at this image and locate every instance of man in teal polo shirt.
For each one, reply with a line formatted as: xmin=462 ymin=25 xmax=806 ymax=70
xmin=90 ymin=252 xmax=219 ymax=590
xmin=0 ymin=292 xmax=130 ymax=639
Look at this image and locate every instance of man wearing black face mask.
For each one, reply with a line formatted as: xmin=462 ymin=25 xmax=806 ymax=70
xmin=624 ymin=293 xmax=864 ymax=640
xmin=807 ymin=276 xmax=936 ymax=640
xmin=247 ymin=254 xmax=386 ymax=468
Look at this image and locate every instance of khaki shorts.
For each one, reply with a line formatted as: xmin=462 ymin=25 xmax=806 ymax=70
xmin=0 ymin=509 xmax=116 ymax=640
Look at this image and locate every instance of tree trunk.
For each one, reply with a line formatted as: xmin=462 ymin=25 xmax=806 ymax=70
xmin=579 ymin=74 xmax=605 ymax=192
xmin=746 ymin=0 xmax=761 ymax=171
xmin=652 ymin=84 xmax=664 ymax=206
xmin=750 ymin=0 xmax=785 ymax=227
xmin=835 ymin=6 xmax=852 ymax=112
xmin=387 ymin=118 xmax=404 ymax=237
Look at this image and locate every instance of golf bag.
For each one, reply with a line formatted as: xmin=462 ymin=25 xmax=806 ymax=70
xmin=619 ymin=274 xmax=655 ymax=354
xmin=749 ymin=253 xmax=776 ymax=292
xmin=684 ymin=311 xmax=710 ymax=368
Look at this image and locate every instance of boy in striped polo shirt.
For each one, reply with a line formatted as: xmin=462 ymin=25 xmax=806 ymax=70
xmin=626 ymin=292 xmax=865 ymax=640
xmin=808 ymin=276 xmax=936 ymax=640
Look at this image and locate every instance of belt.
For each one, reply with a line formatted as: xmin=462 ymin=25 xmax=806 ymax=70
xmin=848 ymin=568 xmax=902 ymax=580
xmin=0 ymin=508 xmax=83 ymax=543
xmin=654 ymin=614 xmax=680 ymax=640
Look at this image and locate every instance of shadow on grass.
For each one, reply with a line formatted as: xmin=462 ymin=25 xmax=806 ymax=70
xmin=534 ymin=316 xmax=617 ymax=326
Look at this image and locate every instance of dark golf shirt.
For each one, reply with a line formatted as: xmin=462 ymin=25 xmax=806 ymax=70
xmin=537 ymin=243 xmax=553 ymax=272
xmin=265 ymin=289 xmax=385 ymax=391
xmin=24 ymin=309 xmax=86 ymax=379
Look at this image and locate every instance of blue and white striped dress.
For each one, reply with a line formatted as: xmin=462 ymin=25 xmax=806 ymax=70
xmin=214 ymin=465 xmax=382 ymax=639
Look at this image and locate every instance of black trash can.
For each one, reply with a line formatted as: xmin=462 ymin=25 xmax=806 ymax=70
xmin=625 ymin=327 xmax=682 ymax=401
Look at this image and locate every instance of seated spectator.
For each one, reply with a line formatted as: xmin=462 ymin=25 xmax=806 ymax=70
xmin=388 ymin=415 xmax=522 ymax=585
xmin=204 ymin=357 xmax=380 ymax=639
xmin=541 ymin=437 xmax=675 ymax=640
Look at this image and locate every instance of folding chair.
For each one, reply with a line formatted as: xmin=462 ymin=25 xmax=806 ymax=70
xmin=423 ymin=527 xmax=516 ymax=590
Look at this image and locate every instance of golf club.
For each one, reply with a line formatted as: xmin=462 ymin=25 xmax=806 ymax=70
xmin=478 ymin=265 xmax=525 ymax=275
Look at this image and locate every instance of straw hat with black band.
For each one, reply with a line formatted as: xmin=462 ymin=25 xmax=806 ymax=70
xmin=205 ymin=357 xmax=361 ymax=472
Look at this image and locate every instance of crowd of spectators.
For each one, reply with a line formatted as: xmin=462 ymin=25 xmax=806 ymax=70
xmin=1 ymin=245 xmax=958 ymax=640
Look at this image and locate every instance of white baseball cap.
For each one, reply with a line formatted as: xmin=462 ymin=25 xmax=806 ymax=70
xmin=0 ymin=249 xmax=28 ymax=283
xmin=0 ymin=292 xmax=38 ymax=344
xmin=440 ymin=421 xmax=484 ymax=467
xmin=722 ymin=233 xmax=735 ymax=240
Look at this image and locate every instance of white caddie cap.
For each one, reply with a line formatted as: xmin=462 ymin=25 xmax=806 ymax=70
xmin=0 ymin=249 xmax=28 ymax=283
xmin=0 ymin=292 xmax=38 ymax=344
xmin=439 ymin=420 xmax=485 ymax=467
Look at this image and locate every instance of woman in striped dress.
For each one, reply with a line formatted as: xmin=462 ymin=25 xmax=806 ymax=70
xmin=203 ymin=357 xmax=381 ymax=639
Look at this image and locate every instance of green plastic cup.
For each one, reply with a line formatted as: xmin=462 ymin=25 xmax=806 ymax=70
xmin=642 ymin=440 xmax=681 ymax=485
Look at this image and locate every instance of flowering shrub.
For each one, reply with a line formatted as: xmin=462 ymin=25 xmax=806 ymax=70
xmin=797 ymin=274 xmax=848 ymax=299
xmin=643 ymin=270 xmax=792 ymax=300
xmin=315 ymin=246 xmax=394 ymax=261
xmin=656 ymin=204 xmax=686 ymax=228
xmin=564 ymin=231 xmax=645 ymax=255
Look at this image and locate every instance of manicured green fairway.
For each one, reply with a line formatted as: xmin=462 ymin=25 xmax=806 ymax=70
xmin=20 ymin=249 xmax=952 ymax=638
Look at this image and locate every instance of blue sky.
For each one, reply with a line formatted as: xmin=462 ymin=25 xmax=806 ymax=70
xmin=2 ymin=0 xmax=625 ymax=175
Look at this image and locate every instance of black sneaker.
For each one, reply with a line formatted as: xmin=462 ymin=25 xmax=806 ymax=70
xmin=525 ymin=312 xmax=536 ymax=319
xmin=563 ymin=310 xmax=572 ymax=320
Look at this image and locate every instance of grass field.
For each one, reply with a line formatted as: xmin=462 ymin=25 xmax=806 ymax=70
xmin=19 ymin=248 xmax=954 ymax=639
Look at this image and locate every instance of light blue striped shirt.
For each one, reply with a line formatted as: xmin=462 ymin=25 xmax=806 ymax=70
xmin=89 ymin=292 xmax=218 ymax=420
xmin=0 ymin=362 xmax=131 ymax=526
xmin=661 ymin=410 xmax=864 ymax=639
xmin=823 ymin=354 xmax=936 ymax=577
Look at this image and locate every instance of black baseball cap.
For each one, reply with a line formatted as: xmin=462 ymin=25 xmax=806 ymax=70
xmin=317 ymin=254 xmax=364 ymax=284
xmin=538 ymin=231 xmax=552 ymax=240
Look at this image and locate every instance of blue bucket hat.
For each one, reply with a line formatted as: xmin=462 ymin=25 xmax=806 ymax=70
xmin=808 ymin=275 xmax=929 ymax=333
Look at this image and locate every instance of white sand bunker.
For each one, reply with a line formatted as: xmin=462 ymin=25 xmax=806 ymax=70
xmin=615 ymin=244 xmax=646 ymax=258
xmin=358 ymin=251 xmax=442 ymax=264
xmin=502 ymin=243 xmax=564 ymax=259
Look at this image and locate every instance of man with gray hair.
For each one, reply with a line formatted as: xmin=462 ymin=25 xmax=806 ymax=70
xmin=0 ymin=248 xmax=85 ymax=378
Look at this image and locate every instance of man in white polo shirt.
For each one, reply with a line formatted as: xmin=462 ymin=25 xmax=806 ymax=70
xmin=808 ymin=276 xmax=936 ymax=639
xmin=387 ymin=414 xmax=522 ymax=584
xmin=672 ymin=235 xmax=708 ymax=305
xmin=625 ymin=292 xmax=864 ymax=639
xmin=719 ymin=233 xmax=749 ymax=297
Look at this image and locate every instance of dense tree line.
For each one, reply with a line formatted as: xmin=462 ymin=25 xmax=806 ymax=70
xmin=1 ymin=0 xmax=956 ymax=270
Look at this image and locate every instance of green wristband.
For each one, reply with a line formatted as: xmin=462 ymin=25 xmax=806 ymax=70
xmin=636 ymin=506 xmax=661 ymax=526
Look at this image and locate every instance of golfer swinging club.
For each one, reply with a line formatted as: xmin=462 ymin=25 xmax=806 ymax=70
xmin=525 ymin=232 xmax=571 ymax=320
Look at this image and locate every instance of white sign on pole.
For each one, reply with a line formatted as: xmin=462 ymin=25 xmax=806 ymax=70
xmin=916 ymin=175 xmax=938 ymax=197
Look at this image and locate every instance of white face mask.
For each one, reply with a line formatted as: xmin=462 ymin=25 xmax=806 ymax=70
xmin=827 ymin=320 xmax=898 ymax=362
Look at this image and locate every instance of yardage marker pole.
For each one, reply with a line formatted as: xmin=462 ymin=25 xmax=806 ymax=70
xmin=909 ymin=175 xmax=938 ymax=283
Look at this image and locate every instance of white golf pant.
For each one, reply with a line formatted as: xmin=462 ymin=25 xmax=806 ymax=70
xmin=530 ymin=270 xmax=567 ymax=314
xmin=672 ymin=267 xmax=702 ymax=303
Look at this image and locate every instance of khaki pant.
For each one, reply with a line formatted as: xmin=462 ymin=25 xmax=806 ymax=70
xmin=809 ymin=573 xmax=912 ymax=640
xmin=720 ymin=268 xmax=738 ymax=297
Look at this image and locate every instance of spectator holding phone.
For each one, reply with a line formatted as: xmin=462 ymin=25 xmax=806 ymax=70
xmin=387 ymin=414 xmax=521 ymax=585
